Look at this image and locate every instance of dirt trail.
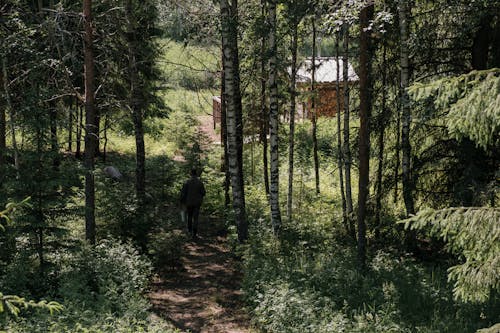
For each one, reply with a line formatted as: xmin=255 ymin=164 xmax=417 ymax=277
xmin=149 ymin=221 xmax=254 ymax=333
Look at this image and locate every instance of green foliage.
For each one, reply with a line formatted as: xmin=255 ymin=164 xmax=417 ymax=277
xmin=58 ymin=239 xmax=152 ymax=313
xmin=242 ymin=210 xmax=499 ymax=333
xmin=410 ymin=69 xmax=500 ymax=150
xmin=1 ymin=238 xmax=167 ymax=332
xmin=0 ymin=294 xmax=63 ymax=318
xmin=148 ymin=229 xmax=187 ymax=270
xmin=0 ymin=199 xmax=63 ymax=323
xmin=403 ymin=207 xmax=500 ymax=302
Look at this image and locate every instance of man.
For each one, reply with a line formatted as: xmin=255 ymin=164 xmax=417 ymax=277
xmin=180 ymin=168 xmax=206 ymax=239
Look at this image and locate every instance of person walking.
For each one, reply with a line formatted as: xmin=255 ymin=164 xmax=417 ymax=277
xmin=180 ymin=168 xmax=206 ymax=239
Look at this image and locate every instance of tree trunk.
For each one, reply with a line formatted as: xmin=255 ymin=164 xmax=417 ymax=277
xmin=0 ymin=70 xmax=5 ymax=169
xmin=260 ymin=0 xmax=270 ymax=196
xmin=221 ymin=0 xmax=247 ymax=242
xmin=471 ymin=13 xmax=492 ymax=70
xmin=83 ymin=0 xmax=97 ymax=245
xmin=221 ymin=43 xmax=230 ymax=208
xmin=375 ymin=42 xmax=387 ymax=238
xmin=335 ymin=31 xmax=348 ymax=236
xmin=76 ymin=104 xmax=83 ymax=158
xmin=103 ymin=114 xmax=108 ymax=162
xmin=357 ymin=2 xmax=374 ymax=270
xmin=268 ymin=0 xmax=282 ymax=233
xmin=491 ymin=10 xmax=500 ymax=68
xmin=94 ymin=113 xmax=100 ymax=158
xmin=311 ymin=19 xmax=320 ymax=195
xmin=394 ymin=85 xmax=400 ymax=204
xmin=400 ymin=0 xmax=415 ymax=217
xmin=68 ymin=100 xmax=73 ymax=152
xmin=50 ymin=103 xmax=60 ymax=169
xmin=2 ymin=57 xmax=19 ymax=176
xmin=342 ymin=22 xmax=354 ymax=239
xmin=287 ymin=23 xmax=298 ymax=221
xmin=126 ymin=0 xmax=146 ymax=204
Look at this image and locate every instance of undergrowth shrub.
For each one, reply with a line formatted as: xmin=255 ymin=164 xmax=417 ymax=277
xmin=1 ymin=238 xmax=179 ymax=332
xmin=58 ymin=239 xmax=152 ymax=315
xmin=148 ymin=228 xmax=186 ymax=270
xmin=243 ymin=219 xmax=500 ymax=333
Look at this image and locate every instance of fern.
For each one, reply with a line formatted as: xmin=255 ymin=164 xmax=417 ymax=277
xmin=409 ymin=69 xmax=500 ymax=150
xmin=402 ymin=207 xmax=500 ymax=302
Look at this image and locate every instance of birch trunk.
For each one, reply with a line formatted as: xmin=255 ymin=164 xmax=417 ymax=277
xmin=342 ymin=22 xmax=354 ymax=238
xmin=268 ymin=0 xmax=281 ymax=232
xmin=221 ymin=0 xmax=247 ymax=242
xmin=357 ymin=2 xmax=374 ymax=270
xmin=311 ymin=19 xmax=320 ymax=195
xmin=83 ymin=0 xmax=97 ymax=244
xmin=260 ymin=0 xmax=270 ymax=196
xmin=335 ymin=32 xmax=348 ymax=236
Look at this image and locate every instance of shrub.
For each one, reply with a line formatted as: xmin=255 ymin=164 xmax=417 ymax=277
xmin=147 ymin=228 xmax=187 ymax=271
xmin=58 ymin=239 xmax=152 ymax=315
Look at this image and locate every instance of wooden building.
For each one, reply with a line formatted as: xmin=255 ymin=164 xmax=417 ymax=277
xmin=212 ymin=96 xmax=222 ymax=129
xmin=296 ymin=57 xmax=358 ymax=118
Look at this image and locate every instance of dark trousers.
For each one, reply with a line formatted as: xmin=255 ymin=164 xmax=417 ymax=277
xmin=186 ymin=205 xmax=200 ymax=236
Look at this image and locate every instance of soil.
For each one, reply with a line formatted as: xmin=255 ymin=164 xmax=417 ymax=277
xmin=149 ymin=219 xmax=254 ymax=333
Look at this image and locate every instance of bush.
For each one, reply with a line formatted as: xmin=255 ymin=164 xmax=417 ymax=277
xmin=148 ymin=228 xmax=187 ymax=271
xmin=58 ymin=239 xmax=152 ymax=315
xmin=243 ymin=222 xmax=499 ymax=333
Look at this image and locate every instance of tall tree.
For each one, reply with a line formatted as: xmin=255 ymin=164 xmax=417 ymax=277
xmin=286 ymin=9 xmax=299 ymax=221
xmin=311 ymin=18 xmax=320 ymax=195
xmin=126 ymin=0 xmax=146 ymax=204
xmin=83 ymin=0 xmax=97 ymax=244
xmin=221 ymin=0 xmax=248 ymax=242
xmin=399 ymin=0 xmax=414 ymax=217
xmin=268 ymin=0 xmax=281 ymax=232
xmin=375 ymin=41 xmax=387 ymax=237
xmin=335 ymin=30 xmax=348 ymax=237
xmin=260 ymin=0 xmax=270 ymax=196
xmin=221 ymin=42 xmax=231 ymax=208
xmin=2 ymin=58 xmax=19 ymax=176
xmin=0 ymin=70 xmax=5 ymax=169
xmin=342 ymin=20 xmax=354 ymax=239
xmin=357 ymin=1 xmax=374 ymax=269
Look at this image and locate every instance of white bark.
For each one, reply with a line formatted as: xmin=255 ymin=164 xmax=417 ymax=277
xmin=268 ymin=0 xmax=281 ymax=232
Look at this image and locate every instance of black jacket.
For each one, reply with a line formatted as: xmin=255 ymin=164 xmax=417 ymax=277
xmin=180 ymin=176 xmax=206 ymax=207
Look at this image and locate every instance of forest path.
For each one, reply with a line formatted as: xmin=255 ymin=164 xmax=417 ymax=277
xmin=149 ymin=219 xmax=255 ymax=333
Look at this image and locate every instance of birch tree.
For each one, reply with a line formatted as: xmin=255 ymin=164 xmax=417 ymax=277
xmin=221 ymin=0 xmax=248 ymax=242
xmin=342 ymin=20 xmax=355 ymax=239
xmin=335 ymin=30 xmax=348 ymax=237
xmin=268 ymin=0 xmax=281 ymax=232
xmin=260 ymin=0 xmax=270 ymax=196
xmin=311 ymin=18 xmax=320 ymax=195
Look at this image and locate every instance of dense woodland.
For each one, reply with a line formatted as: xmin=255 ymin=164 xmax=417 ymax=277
xmin=0 ymin=0 xmax=499 ymax=332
